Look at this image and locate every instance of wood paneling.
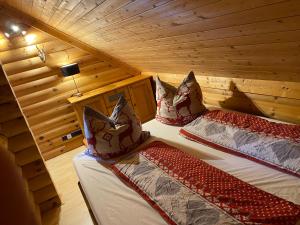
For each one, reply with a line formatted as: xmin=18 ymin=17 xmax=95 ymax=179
xmin=68 ymin=75 xmax=156 ymax=130
xmin=1 ymin=1 xmax=299 ymax=129
xmin=2 ymin=0 xmax=300 ymax=82
xmin=129 ymin=79 xmax=157 ymax=122
xmin=0 ymin=65 xmax=60 ymax=220
xmin=0 ymin=11 xmax=139 ymax=159
xmin=144 ymin=72 xmax=300 ymax=124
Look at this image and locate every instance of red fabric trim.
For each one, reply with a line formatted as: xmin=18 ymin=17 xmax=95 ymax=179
xmin=140 ymin=141 xmax=300 ymax=225
xmin=179 ymin=128 xmax=300 ymax=178
xmin=111 ymin=165 xmax=177 ymax=225
xmin=203 ymin=110 xmax=300 ymax=141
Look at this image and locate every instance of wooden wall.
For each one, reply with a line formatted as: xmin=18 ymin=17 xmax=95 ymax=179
xmin=0 ymin=65 xmax=60 ymax=220
xmin=0 ymin=12 xmax=139 ymax=159
xmin=143 ymin=72 xmax=300 ymax=124
xmin=3 ymin=0 xmax=300 ymax=82
xmin=1 ymin=1 xmax=299 ymax=123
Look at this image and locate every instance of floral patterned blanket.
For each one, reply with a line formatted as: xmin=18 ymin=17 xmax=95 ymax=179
xmin=112 ymin=141 xmax=300 ymax=225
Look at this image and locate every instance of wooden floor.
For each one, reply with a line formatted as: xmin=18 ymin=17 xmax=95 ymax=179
xmin=42 ymin=146 xmax=94 ymax=225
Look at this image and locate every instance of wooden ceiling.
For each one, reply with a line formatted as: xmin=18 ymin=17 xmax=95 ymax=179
xmin=2 ymin=0 xmax=300 ymax=81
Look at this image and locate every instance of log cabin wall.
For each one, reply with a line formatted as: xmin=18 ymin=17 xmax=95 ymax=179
xmin=3 ymin=0 xmax=299 ymax=124
xmin=0 ymin=65 xmax=60 ymax=221
xmin=143 ymin=72 xmax=300 ymax=123
xmin=0 ymin=10 xmax=139 ymax=159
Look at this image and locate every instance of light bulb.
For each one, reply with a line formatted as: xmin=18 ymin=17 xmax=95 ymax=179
xmin=25 ymin=34 xmax=36 ymax=44
xmin=11 ymin=24 xmax=20 ymax=32
xmin=4 ymin=32 xmax=10 ymax=38
xmin=21 ymin=30 xmax=27 ymax=35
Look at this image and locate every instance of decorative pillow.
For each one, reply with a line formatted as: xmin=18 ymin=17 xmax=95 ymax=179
xmin=83 ymin=96 xmax=150 ymax=159
xmin=180 ymin=110 xmax=300 ymax=177
xmin=155 ymin=71 xmax=206 ymax=126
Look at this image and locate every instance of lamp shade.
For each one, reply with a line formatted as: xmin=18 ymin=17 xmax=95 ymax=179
xmin=60 ymin=63 xmax=80 ymax=77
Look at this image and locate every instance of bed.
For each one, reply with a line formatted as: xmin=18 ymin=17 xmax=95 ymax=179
xmin=73 ymin=117 xmax=300 ymax=225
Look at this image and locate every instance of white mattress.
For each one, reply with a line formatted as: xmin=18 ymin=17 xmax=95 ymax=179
xmin=73 ymin=119 xmax=300 ymax=225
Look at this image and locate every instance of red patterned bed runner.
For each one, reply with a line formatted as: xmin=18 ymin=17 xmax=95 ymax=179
xmin=203 ymin=110 xmax=300 ymax=141
xmin=118 ymin=141 xmax=300 ymax=225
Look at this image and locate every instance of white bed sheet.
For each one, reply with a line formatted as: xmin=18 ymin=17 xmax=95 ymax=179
xmin=73 ymin=119 xmax=300 ymax=225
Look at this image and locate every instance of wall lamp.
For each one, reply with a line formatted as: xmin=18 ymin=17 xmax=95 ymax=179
xmin=61 ymin=63 xmax=82 ymax=97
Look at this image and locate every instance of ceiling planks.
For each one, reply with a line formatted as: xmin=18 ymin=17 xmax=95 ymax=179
xmin=2 ymin=0 xmax=299 ymax=82
xmin=0 ymin=3 xmax=140 ymax=75
xmin=0 ymin=0 xmax=298 ymax=137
